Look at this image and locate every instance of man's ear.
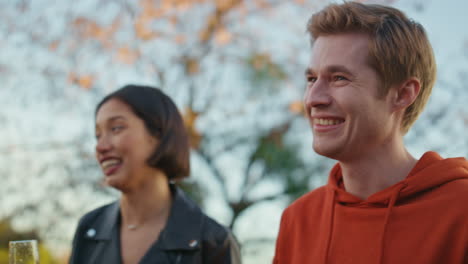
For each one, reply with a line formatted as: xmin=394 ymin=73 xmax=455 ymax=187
xmin=391 ymin=77 xmax=421 ymax=112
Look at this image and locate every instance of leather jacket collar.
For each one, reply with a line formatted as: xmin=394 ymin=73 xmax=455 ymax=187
xmin=87 ymin=185 xmax=205 ymax=251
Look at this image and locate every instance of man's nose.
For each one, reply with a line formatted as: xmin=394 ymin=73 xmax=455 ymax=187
xmin=304 ymin=79 xmax=332 ymax=110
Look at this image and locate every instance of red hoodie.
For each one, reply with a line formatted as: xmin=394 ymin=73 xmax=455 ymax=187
xmin=273 ymin=152 xmax=468 ymax=264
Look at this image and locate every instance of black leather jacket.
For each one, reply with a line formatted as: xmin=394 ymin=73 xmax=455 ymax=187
xmin=69 ymin=186 xmax=241 ymax=264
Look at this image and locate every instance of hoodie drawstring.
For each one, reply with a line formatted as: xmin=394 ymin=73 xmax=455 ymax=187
xmin=324 ymin=183 xmax=406 ymax=264
xmin=324 ymin=188 xmax=336 ymax=264
xmin=378 ymin=183 xmax=406 ymax=264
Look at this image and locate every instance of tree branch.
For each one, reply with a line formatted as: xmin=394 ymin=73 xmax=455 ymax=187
xmin=195 ymin=148 xmax=230 ymax=203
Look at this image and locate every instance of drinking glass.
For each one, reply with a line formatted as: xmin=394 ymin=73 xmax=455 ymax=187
xmin=8 ymin=240 xmax=39 ymax=264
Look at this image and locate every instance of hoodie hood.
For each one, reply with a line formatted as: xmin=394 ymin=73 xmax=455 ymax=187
xmin=273 ymin=151 xmax=468 ymax=264
xmin=327 ymin=151 xmax=468 ymax=205
xmin=322 ymin=151 xmax=468 ymax=263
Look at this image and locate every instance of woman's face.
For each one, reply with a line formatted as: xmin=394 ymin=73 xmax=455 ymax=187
xmin=95 ymin=98 xmax=159 ymax=191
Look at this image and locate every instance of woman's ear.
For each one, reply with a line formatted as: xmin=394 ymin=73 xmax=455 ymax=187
xmin=391 ymin=77 xmax=421 ymax=112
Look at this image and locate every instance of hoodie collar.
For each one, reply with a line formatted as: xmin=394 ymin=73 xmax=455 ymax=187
xmin=87 ymin=185 xmax=204 ymax=251
xmin=326 ymin=151 xmax=468 ymax=205
xmin=323 ymin=151 xmax=468 ymax=263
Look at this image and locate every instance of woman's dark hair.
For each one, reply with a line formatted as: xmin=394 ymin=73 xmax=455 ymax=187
xmin=95 ymin=84 xmax=190 ymax=180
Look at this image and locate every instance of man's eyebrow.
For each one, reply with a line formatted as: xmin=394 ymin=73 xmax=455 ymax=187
xmin=305 ymin=65 xmax=355 ymax=79
xmin=326 ymin=65 xmax=353 ymax=75
xmin=305 ymin=68 xmax=315 ymax=76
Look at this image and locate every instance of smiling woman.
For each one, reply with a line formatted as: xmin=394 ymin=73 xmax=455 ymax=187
xmin=95 ymin=98 xmax=162 ymax=191
xmin=69 ymin=85 xmax=241 ymax=264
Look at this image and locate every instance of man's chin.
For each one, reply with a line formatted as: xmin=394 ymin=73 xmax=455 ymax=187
xmin=314 ymin=143 xmax=337 ymax=158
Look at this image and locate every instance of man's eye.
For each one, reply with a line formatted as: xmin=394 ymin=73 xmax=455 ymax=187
xmin=334 ymin=75 xmax=347 ymax=81
xmin=307 ymin=76 xmax=317 ymax=83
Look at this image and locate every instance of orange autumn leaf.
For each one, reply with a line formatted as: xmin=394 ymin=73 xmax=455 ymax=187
xmin=184 ymin=107 xmax=198 ymax=127
xmin=134 ymin=17 xmax=161 ymax=41
xmin=78 ymin=76 xmax=95 ymax=90
xmin=175 ymin=1 xmax=191 ymax=12
xmin=161 ymin=0 xmax=206 ymax=10
xmin=68 ymin=73 xmax=95 ymax=90
xmin=140 ymin=0 xmax=164 ymax=17
xmin=183 ymin=57 xmax=200 ymax=75
xmin=254 ymin=0 xmax=271 ymax=9
xmin=199 ymin=14 xmax=220 ymax=43
xmin=161 ymin=0 xmax=174 ymax=10
xmin=251 ymin=53 xmax=271 ymax=70
xmin=183 ymin=107 xmax=202 ymax=149
xmin=175 ymin=34 xmax=187 ymax=44
xmin=135 ymin=1 xmax=170 ymax=41
xmin=72 ymin=17 xmax=120 ymax=48
xmin=215 ymin=0 xmax=238 ymax=12
xmin=289 ymin=100 xmax=305 ymax=115
xmin=115 ymin=46 xmax=140 ymax=64
xmin=238 ymin=1 xmax=248 ymax=17
xmin=199 ymin=29 xmax=211 ymax=43
xmin=73 ymin=18 xmax=102 ymax=38
xmin=214 ymin=27 xmax=232 ymax=45
xmin=48 ymin=40 xmax=59 ymax=51
xmin=169 ymin=15 xmax=179 ymax=26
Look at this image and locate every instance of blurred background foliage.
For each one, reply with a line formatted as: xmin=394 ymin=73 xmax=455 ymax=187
xmin=0 ymin=0 xmax=467 ymax=263
xmin=0 ymin=220 xmax=58 ymax=264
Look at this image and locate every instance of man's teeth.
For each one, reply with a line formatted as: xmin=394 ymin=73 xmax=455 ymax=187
xmin=315 ymin=118 xmax=343 ymax=125
xmin=101 ymin=159 xmax=121 ymax=169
